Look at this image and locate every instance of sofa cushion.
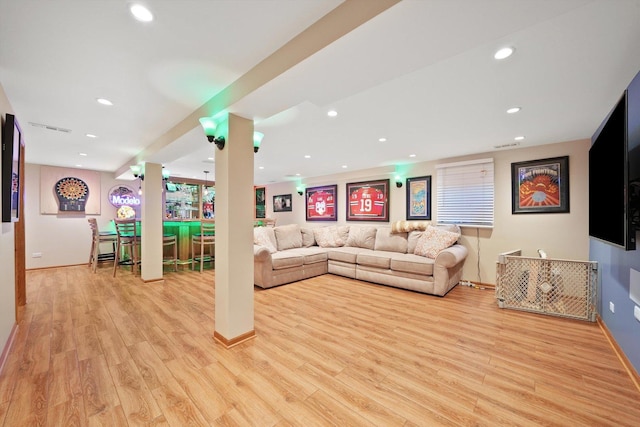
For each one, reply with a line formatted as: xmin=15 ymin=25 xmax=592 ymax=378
xmin=300 ymin=227 xmax=316 ymax=247
xmin=254 ymin=227 xmax=278 ymax=253
xmin=314 ymin=225 xmax=349 ymax=248
xmin=327 ymin=247 xmax=367 ymax=263
xmin=390 ymin=253 xmax=434 ymax=275
xmin=373 ymin=227 xmax=408 ymax=253
xmin=414 ymin=225 xmax=460 ymax=259
xmin=275 ymin=224 xmax=303 ymax=251
xmin=287 ymin=247 xmax=328 ymax=264
xmin=407 ymin=230 xmax=423 ymax=254
xmin=271 ymin=251 xmax=304 ymax=270
xmin=345 ymin=225 xmax=377 ymax=249
xmin=357 ymin=250 xmax=398 ymax=269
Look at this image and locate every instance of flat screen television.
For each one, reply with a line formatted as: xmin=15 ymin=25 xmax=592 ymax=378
xmin=1 ymin=113 xmax=23 ymax=222
xmin=589 ymin=83 xmax=637 ymax=250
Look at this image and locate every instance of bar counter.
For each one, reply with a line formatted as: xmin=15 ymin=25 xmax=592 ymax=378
xmin=162 ymin=219 xmax=210 ymax=266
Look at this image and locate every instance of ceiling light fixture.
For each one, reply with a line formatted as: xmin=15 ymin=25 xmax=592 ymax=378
xmin=342 ymin=165 xmax=347 ymax=169
xmin=514 ymin=136 xmax=525 ymax=141
xmin=96 ymin=98 xmax=113 ymax=106
xmin=79 ymin=152 xmax=87 ymax=157
xmin=327 ymin=110 xmax=338 ymax=117
xmin=304 ymin=155 xmax=311 ymax=159
xmin=506 ymin=107 xmax=521 ymax=114
xmin=379 ymin=137 xmax=387 ymax=142
xmin=494 ymin=47 xmax=514 ymax=60
xmin=86 ymin=133 xmax=97 ymax=138
xmin=409 ymin=154 xmax=416 ymax=158
xmin=130 ymin=4 xmax=153 ymax=22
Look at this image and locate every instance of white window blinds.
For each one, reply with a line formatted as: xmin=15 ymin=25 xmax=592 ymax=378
xmin=436 ymin=158 xmax=494 ymax=228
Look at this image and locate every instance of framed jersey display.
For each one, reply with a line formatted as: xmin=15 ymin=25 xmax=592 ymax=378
xmin=346 ymin=179 xmax=389 ymax=221
xmin=305 ymin=184 xmax=337 ymax=221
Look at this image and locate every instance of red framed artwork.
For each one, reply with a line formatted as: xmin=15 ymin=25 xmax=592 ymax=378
xmin=305 ymin=184 xmax=337 ymax=221
xmin=346 ymin=179 xmax=389 ymax=221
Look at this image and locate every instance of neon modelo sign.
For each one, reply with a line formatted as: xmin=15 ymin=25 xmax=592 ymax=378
xmin=108 ymin=185 xmax=141 ymax=207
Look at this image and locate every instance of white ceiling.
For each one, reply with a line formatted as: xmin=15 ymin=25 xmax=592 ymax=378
xmin=2 ymin=0 xmax=640 ymax=185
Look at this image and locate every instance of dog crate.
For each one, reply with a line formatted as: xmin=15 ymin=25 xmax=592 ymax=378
xmin=495 ymin=250 xmax=598 ymax=322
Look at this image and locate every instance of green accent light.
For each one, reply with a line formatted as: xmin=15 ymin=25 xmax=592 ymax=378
xmin=253 ymin=131 xmax=264 ymax=153
xmin=199 ymin=117 xmax=217 ymax=137
xmin=162 ymin=168 xmax=171 ymax=180
xmin=130 ymin=164 xmax=142 ymax=177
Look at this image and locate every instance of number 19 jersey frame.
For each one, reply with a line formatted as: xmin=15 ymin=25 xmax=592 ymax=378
xmin=346 ymin=179 xmax=390 ymax=222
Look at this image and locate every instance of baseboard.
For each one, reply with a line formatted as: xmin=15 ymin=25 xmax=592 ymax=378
xmin=26 ymin=263 xmax=86 ymax=271
xmin=214 ymin=329 xmax=256 ymax=348
xmin=0 ymin=323 xmax=19 ymax=375
xmin=597 ymin=315 xmax=640 ymax=393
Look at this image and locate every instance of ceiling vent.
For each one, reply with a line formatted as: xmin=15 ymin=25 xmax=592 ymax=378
xmin=28 ymin=122 xmax=72 ymax=133
xmin=493 ymin=142 xmax=520 ymax=149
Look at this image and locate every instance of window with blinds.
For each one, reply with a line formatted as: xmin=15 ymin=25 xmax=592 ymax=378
xmin=436 ymin=158 xmax=494 ymax=228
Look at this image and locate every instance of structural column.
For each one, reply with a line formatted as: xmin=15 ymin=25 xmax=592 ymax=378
xmin=214 ymin=113 xmax=255 ymax=346
xmin=141 ymin=162 xmax=164 ymax=282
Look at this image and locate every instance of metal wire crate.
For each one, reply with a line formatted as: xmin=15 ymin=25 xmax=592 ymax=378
xmin=496 ymin=250 xmax=598 ymax=322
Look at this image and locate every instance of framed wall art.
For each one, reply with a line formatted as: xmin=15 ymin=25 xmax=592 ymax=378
xmin=1 ymin=113 xmax=23 ymax=222
xmin=273 ymin=194 xmax=292 ymax=212
xmin=511 ymin=156 xmax=569 ymax=214
xmin=346 ymin=179 xmax=389 ymax=221
xmin=406 ymin=175 xmax=431 ymax=220
xmin=305 ymin=184 xmax=337 ymax=221
xmin=255 ymin=186 xmax=266 ymax=218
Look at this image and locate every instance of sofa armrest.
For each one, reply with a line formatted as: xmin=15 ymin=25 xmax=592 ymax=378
xmin=254 ymin=244 xmax=272 ymax=261
xmin=434 ymin=244 xmax=468 ymax=268
xmin=432 ymin=244 xmax=468 ymax=296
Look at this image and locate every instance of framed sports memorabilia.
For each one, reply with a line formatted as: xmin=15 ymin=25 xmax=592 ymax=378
xmin=305 ymin=184 xmax=337 ymax=221
xmin=406 ymin=175 xmax=431 ymax=220
xmin=511 ymin=156 xmax=569 ymax=214
xmin=346 ymin=179 xmax=389 ymax=221
xmin=273 ymin=194 xmax=292 ymax=212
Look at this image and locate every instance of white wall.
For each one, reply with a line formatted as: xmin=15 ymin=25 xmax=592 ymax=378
xmin=24 ymin=163 xmax=127 ymax=269
xmin=0 ymin=84 xmax=17 ymax=355
xmin=264 ymin=138 xmax=590 ymax=285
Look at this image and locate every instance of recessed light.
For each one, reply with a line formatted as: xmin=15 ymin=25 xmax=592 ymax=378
xmin=295 ymin=173 xmax=301 ymax=176
xmin=342 ymin=165 xmax=347 ymax=169
xmin=506 ymin=107 xmax=521 ymax=114
xmin=327 ymin=110 xmax=338 ymax=117
xmin=86 ymin=133 xmax=97 ymax=138
xmin=130 ymin=4 xmax=153 ymax=22
xmin=514 ymin=136 xmax=525 ymax=141
xmin=409 ymin=154 xmax=416 ymax=158
xmin=75 ymin=164 xmax=82 ymax=168
xmin=96 ymin=98 xmax=113 ymax=106
xmin=304 ymin=155 xmax=311 ymax=159
xmin=207 ymin=157 xmax=214 ymax=161
xmin=494 ymin=47 xmax=514 ymax=60
xmin=259 ymin=166 xmax=264 ymax=170
xmin=79 ymin=152 xmax=87 ymax=157
xmin=378 ymin=137 xmax=387 ymax=142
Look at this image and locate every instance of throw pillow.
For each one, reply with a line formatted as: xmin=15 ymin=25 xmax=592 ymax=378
xmin=300 ymin=227 xmax=316 ymax=247
xmin=345 ymin=225 xmax=377 ymax=249
xmin=254 ymin=227 xmax=278 ymax=253
xmin=407 ymin=230 xmax=424 ymax=254
xmin=274 ymin=224 xmax=303 ymax=251
xmin=313 ymin=226 xmax=347 ymax=248
xmin=414 ymin=225 xmax=460 ymax=259
xmin=374 ymin=227 xmax=408 ymax=253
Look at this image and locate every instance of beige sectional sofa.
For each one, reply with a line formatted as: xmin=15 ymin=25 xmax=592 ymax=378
xmin=253 ymin=223 xmax=468 ymax=296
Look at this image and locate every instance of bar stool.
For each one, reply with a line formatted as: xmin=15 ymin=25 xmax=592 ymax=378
xmin=162 ymin=233 xmax=178 ymax=272
xmin=87 ymin=218 xmax=116 ymax=272
xmin=113 ymin=218 xmax=141 ymax=277
xmin=191 ymin=219 xmax=215 ymax=272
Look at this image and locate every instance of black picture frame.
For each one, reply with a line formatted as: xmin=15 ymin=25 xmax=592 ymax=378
xmin=305 ymin=184 xmax=337 ymax=221
xmin=511 ymin=156 xmax=570 ymax=214
xmin=2 ymin=113 xmax=23 ymax=222
xmin=346 ymin=179 xmax=390 ymax=221
xmin=273 ymin=194 xmax=292 ymax=212
xmin=406 ymin=175 xmax=432 ymax=220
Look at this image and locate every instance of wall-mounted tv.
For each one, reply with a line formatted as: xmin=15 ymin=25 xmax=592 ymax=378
xmin=589 ymin=70 xmax=640 ymax=251
xmin=2 ymin=113 xmax=23 ymax=222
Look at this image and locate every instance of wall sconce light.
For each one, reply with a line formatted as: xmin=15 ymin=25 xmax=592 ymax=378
xmin=296 ymin=185 xmax=304 ymax=196
xmin=199 ymin=117 xmax=225 ymax=150
xmin=395 ymin=174 xmax=403 ymax=188
xmin=162 ymin=167 xmax=171 ymax=182
xmin=253 ymin=131 xmax=264 ymax=153
xmin=130 ymin=164 xmax=144 ymax=180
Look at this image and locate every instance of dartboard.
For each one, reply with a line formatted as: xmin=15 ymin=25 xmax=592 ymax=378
xmin=56 ymin=177 xmax=88 ymax=200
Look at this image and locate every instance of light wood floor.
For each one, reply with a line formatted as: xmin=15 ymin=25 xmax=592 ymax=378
xmin=0 ymin=265 xmax=639 ymax=426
